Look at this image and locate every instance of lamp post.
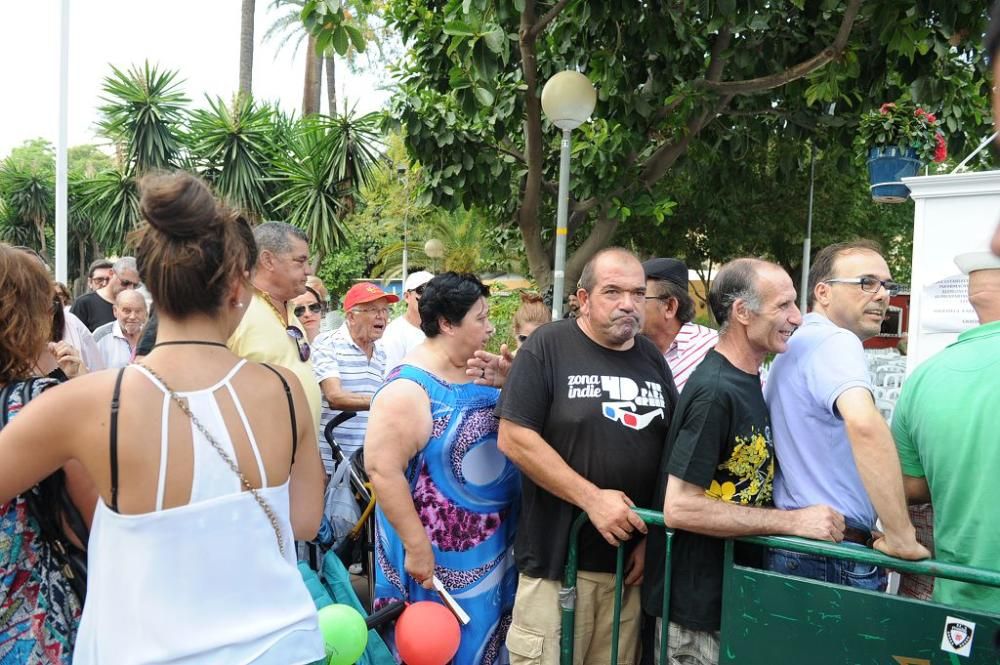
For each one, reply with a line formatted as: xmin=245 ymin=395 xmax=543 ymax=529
xmin=398 ymin=165 xmax=409 ymax=287
xmin=424 ymin=238 xmax=444 ymax=273
xmin=541 ymin=70 xmax=597 ymax=320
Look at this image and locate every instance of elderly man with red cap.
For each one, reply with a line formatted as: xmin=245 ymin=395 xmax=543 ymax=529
xmin=310 ymin=282 xmax=399 ymax=471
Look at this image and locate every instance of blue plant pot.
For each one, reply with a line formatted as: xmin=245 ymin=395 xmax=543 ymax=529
xmin=867 ymin=146 xmax=922 ymax=203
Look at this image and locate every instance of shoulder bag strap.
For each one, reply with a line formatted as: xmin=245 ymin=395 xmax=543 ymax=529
xmin=109 ymin=367 xmax=126 ymax=512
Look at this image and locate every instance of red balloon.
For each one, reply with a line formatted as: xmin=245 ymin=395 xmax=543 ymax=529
xmin=395 ymin=601 xmax=461 ymax=665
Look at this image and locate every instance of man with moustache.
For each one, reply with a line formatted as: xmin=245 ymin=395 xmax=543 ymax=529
xmin=765 ymin=241 xmax=928 ymax=589
xmin=228 ymin=221 xmax=322 ymax=426
xmin=497 ymin=247 xmax=677 ymax=665
xmin=93 ymin=289 xmax=148 ymax=368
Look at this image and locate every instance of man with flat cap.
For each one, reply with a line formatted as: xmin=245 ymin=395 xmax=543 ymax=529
xmin=641 ymin=258 xmax=718 ymax=392
xmin=892 ymin=251 xmax=1000 ymax=612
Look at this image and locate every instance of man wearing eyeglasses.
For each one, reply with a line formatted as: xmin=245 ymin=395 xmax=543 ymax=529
xmin=765 ymin=241 xmax=928 ymax=589
xmin=86 ymin=259 xmax=113 ymax=293
xmin=70 ymin=256 xmax=141 ymax=332
xmin=381 ymin=270 xmax=433 ymax=375
xmin=310 ymin=282 xmax=398 ymax=470
xmin=228 ymin=222 xmax=322 ymax=429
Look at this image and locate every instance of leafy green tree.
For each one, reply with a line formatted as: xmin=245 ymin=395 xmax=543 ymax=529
xmin=0 ymin=140 xmax=55 ymax=254
xmin=380 ymin=0 xmax=992 ymax=298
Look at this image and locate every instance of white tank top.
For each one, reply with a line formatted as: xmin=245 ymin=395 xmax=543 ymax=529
xmin=73 ymin=361 xmax=324 ymax=665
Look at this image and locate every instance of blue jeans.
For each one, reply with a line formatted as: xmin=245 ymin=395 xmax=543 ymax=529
xmin=765 ymin=544 xmax=887 ymax=591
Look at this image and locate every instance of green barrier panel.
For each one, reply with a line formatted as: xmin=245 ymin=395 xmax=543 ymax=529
xmin=561 ymin=512 xmax=1000 ymax=665
xmin=721 ymin=536 xmax=1000 ymax=665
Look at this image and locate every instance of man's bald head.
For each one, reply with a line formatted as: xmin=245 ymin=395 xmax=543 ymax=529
xmin=114 ymin=289 xmax=148 ymax=337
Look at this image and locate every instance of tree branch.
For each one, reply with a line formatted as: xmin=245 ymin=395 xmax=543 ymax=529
xmin=529 ymin=0 xmax=573 ymax=40
xmin=698 ymin=0 xmax=861 ymax=96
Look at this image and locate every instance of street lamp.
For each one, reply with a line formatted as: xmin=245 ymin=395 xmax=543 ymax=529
xmin=424 ymin=238 xmax=445 ymax=273
xmin=541 ymin=70 xmax=597 ymax=320
xmin=398 ymin=165 xmax=410 ymax=288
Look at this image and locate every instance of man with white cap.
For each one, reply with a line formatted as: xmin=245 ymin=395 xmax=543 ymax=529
xmin=892 ymin=250 xmax=1000 ymax=612
xmin=380 ymin=270 xmax=433 ymax=373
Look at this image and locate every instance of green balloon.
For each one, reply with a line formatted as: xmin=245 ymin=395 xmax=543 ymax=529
xmin=317 ymin=603 xmax=368 ymax=665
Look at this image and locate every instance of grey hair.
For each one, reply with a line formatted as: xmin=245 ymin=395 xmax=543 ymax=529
xmin=253 ymin=221 xmax=309 ymax=259
xmin=709 ymin=258 xmax=765 ymax=334
xmin=113 ymin=256 xmax=137 ymax=274
xmin=578 ymin=247 xmax=640 ymax=293
xmin=650 ymin=279 xmax=696 ymax=324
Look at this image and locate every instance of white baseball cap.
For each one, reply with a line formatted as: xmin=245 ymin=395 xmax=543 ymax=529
xmin=954 ymin=251 xmax=1000 ymax=275
xmin=404 ymin=270 xmax=434 ymax=292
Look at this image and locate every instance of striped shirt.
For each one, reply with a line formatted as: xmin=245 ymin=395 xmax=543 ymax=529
xmin=311 ymin=324 xmax=386 ymax=472
xmin=664 ymin=322 xmax=719 ymax=393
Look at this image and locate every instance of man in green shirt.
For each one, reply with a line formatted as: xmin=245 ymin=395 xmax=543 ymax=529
xmin=893 ymin=251 xmax=1000 ymax=611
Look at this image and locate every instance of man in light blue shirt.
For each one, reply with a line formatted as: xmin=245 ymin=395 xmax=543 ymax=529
xmin=765 ymin=240 xmax=928 ymax=588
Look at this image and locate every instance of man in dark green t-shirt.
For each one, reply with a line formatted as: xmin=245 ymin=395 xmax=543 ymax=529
xmin=642 ymin=258 xmax=845 ymax=665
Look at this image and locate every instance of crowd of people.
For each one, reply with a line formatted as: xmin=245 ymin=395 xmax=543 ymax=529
xmin=1 ymin=8 xmax=1000 ymax=662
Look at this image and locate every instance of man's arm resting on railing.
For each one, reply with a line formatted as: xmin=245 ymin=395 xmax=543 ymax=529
xmin=663 ymin=475 xmax=846 ymax=541
xmin=498 ymin=419 xmax=646 ymax=546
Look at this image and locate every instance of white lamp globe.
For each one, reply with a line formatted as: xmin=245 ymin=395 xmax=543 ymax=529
xmin=424 ymin=238 xmax=445 ymax=259
xmin=541 ymin=71 xmax=597 ymax=131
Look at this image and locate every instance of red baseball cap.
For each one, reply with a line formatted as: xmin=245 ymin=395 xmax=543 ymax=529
xmin=342 ymin=282 xmax=400 ymax=311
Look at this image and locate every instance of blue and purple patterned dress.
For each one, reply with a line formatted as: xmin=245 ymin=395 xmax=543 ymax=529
xmin=373 ymin=365 xmax=520 ymax=665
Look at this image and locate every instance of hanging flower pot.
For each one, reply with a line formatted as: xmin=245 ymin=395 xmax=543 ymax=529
xmin=857 ymin=101 xmax=948 ymax=204
xmin=867 ymin=146 xmax=921 ymax=203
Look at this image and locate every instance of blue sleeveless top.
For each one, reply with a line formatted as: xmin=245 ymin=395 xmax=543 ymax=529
xmin=372 ymin=365 xmax=520 ymax=665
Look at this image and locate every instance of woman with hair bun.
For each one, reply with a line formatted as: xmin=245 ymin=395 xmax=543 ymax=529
xmin=0 ymin=172 xmax=326 ymax=664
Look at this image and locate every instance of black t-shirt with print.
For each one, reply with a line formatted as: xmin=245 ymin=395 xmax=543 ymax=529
xmin=641 ymin=349 xmax=774 ymax=631
xmin=495 ymin=318 xmax=677 ymax=580
xmin=69 ymin=291 xmax=115 ymax=332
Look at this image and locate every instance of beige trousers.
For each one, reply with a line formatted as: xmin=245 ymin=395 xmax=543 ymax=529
xmin=506 ymin=572 xmax=640 ymax=665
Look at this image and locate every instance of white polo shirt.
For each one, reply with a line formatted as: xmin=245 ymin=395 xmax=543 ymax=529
xmin=93 ymin=321 xmax=136 ymax=369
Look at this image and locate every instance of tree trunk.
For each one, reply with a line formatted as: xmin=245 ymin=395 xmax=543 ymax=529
xmin=35 ymin=218 xmax=46 ymax=255
xmin=238 ymin=0 xmax=255 ymax=99
xmin=324 ymin=54 xmax=337 ymax=116
xmin=302 ymin=35 xmax=322 ymax=116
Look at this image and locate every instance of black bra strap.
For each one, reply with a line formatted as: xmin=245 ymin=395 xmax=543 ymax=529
xmin=109 ymin=367 xmax=126 ymax=513
xmin=261 ymin=364 xmax=297 ymax=465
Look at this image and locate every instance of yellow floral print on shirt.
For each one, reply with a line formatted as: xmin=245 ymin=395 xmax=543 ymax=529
xmin=705 ymin=427 xmax=774 ymax=506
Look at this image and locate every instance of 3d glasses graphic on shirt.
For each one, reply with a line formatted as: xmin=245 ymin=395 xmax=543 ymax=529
xmin=601 ymin=401 xmax=664 ymax=430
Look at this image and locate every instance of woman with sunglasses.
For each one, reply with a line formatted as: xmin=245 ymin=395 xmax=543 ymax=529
xmin=366 ymin=272 xmax=520 ymax=663
xmin=512 ymin=291 xmax=549 ymax=352
xmin=0 ymin=173 xmax=326 ymax=664
xmin=290 ymin=282 xmax=326 ymax=342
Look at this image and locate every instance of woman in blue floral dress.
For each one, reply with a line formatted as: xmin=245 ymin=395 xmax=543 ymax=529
xmin=366 ymin=273 xmax=519 ymax=664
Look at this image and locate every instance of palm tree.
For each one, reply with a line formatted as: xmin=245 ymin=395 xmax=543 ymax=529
xmin=97 ymin=62 xmax=189 ymax=175
xmin=269 ymin=110 xmax=384 ymax=263
xmin=372 ymin=207 xmax=491 ymax=277
xmin=188 ymin=96 xmax=280 ymax=221
xmin=239 ymin=0 xmax=256 ymax=98
xmin=0 ymin=157 xmax=55 ymax=255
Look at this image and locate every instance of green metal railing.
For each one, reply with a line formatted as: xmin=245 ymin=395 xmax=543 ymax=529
xmin=559 ymin=510 xmax=1000 ymax=665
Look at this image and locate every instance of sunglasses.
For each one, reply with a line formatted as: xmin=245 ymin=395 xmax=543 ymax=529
xmin=412 ymin=285 xmax=427 ymax=297
xmin=119 ymin=279 xmax=139 ymax=289
xmin=602 ymin=402 xmax=664 ymax=430
xmin=286 ymin=326 xmax=311 ymax=362
xmin=294 ymin=303 xmax=324 ymax=317
xmin=91 ymin=276 xmax=110 ymax=285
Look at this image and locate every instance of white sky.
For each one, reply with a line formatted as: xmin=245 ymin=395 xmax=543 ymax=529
xmin=0 ymin=0 xmax=392 ymax=158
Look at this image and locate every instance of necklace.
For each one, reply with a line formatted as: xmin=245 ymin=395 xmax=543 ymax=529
xmin=136 ymin=362 xmax=286 ymax=556
xmin=254 ymin=286 xmax=288 ymax=327
xmin=152 ymin=340 xmax=229 ymax=349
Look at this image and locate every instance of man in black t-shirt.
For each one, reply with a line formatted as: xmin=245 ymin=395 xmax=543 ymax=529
xmin=641 ymin=259 xmax=845 ymax=665
xmin=497 ymin=247 xmax=677 ymax=665
xmin=70 ymin=256 xmax=141 ymax=331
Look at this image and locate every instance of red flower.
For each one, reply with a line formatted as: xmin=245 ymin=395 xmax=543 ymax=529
xmin=934 ymin=133 xmax=948 ymax=163
xmin=914 ymin=108 xmax=925 ymax=117
xmin=879 ymin=102 xmax=896 ymax=114
xmin=926 ymin=112 xmax=937 ymax=123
